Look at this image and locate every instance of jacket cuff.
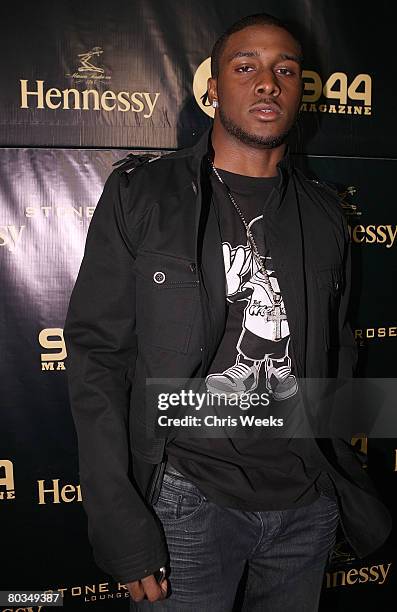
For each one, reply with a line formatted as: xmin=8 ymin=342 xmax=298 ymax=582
xmin=94 ymin=536 xmax=169 ymax=585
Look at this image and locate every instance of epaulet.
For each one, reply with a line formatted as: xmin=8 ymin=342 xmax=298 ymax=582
xmin=307 ymin=177 xmax=339 ymax=197
xmin=112 ymin=152 xmax=162 ymax=184
xmin=307 ymin=177 xmax=357 ymax=219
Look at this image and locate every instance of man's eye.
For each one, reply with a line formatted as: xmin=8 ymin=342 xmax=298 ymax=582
xmin=236 ymin=65 xmax=254 ymax=73
xmin=276 ymin=67 xmax=294 ymax=75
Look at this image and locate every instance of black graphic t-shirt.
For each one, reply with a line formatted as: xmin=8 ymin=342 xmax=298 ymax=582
xmin=166 ymin=168 xmax=324 ymax=510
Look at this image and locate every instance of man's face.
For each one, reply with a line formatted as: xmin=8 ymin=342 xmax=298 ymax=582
xmin=209 ymin=25 xmax=303 ymax=149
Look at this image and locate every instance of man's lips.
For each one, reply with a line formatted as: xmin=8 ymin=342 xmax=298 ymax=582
xmin=249 ymin=102 xmax=282 ymax=119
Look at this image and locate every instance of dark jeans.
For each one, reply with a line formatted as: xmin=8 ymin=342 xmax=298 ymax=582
xmin=130 ymin=463 xmax=339 ymax=612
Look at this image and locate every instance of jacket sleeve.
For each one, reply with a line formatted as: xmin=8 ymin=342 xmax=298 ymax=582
xmin=63 ymin=169 xmax=168 ymax=584
xmin=337 ymin=213 xmax=358 ymax=378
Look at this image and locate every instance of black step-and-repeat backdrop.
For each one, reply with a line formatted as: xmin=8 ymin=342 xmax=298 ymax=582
xmin=1 ymin=1 xmax=396 ymax=610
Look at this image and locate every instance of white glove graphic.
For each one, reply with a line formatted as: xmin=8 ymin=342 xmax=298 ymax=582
xmin=223 ymin=244 xmax=251 ymax=296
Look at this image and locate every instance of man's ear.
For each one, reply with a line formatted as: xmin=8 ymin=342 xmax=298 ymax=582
xmin=207 ymin=77 xmax=218 ymax=105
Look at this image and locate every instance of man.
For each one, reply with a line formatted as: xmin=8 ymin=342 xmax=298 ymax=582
xmin=64 ymin=13 xmax=392 ymax=611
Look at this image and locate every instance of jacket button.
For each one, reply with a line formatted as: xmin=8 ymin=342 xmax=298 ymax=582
xmin=190 ymin=262 xmax=196 ymax=273
xmin=334 ymin=281 xmax=339 ymax=291
xmin=153 ymin=271 xmax=166 ymax=284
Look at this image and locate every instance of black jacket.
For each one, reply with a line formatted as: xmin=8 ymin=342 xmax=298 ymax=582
xmin=64 ymin=128 xmax=392 ymax=584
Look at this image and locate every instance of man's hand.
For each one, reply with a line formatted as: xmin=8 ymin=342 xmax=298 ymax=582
xmin=126 ymin=574 xmax=168 ymax=603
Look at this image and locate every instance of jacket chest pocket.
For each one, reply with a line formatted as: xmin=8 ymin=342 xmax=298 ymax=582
xmin=134 ymin=251 xmax=200 ymax=354
xmin=315 ymin=266 xmax=344 ymax=349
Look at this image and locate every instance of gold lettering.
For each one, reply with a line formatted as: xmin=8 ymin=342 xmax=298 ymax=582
xmin=39 ymin=328 xmax=66 ymax=361
xmin=324 ymin=72 xmax=347 ymax=104
xmin=38 ymin=479 xmax=61 ymax=504
xmin=142 ymin=92 xmax=160 ymax=118
xmin=61 ymin=484 xmax=75 ymax=501
xmin=352 ymin=224 xmax=365 ymax=243
xmin=117 ymin=91 xmax=131 ymax=112
xmin=302 ymin=70 xmax=322 ymax=102
xmin=82 ymin=89 xmax=100 ymax=110
xmin=369 ymin=565 xmax=380 ymax=582
xmin=60 ymin=483 xmax=82 ymax=502
xmin=329 ymin=570 xmax=346 ymax=587
xmin=20 ymin=79 xmax=44 ymax=109
xmin=365 ymin=225 xmax=376 ymax=244
xmin=378 ymin=563 xmax=391 ymax=585
xmin=101 ymin=90 xmax=117 ymax=111
xmin=62 ymin=88 xmax=80 ymax=110
xmin=346 ymin=568 xmax=358 ymax=585
xmin=348 ymin=74 xmax=372 ymax=106
xmin=130 ymin=92 xmax=144 ymax=113
xmin=0 ymin=459 xmax=14 ymax=493
xmin=45 ymin=87 xmax=62 ymax=109
xmin=386 ymin=225 xmax=397 ymax=248
xmin=377 ymin=225 xmax=387 ymax=244
xmin=41 ymin=362 xmax=55 ymax=371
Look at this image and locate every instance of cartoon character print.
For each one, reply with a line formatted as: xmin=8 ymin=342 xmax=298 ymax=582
xmin=206 ymin=215 xmax=298 ymax=400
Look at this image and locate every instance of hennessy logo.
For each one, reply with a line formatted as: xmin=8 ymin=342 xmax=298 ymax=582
xmin=340 ymin=186 xmax=396 ymax=248
xmin=349 ymin=223 xmax=397 ymax=248
xmin=66 ymin=46 xmax=110 ymax=82
xmin=19 ymin=80 xmax=159 ymax=117
xmin=77 ymin=47 xmax=105 ymax=75
xmin=325 ymin=562 xmax=391 ymax=587
xmin=37 ymin=479 xmax=82 ymax=504
xmin=338 ymin=186 xmax=362 ymax=219
xmin=0 ymin=459 xmax=15 ymax=500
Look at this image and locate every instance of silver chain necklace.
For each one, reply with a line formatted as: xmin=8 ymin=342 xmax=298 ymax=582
xmin=209 ymin=158 xmax=288 ymax=340
xmin=209 ymin=158 xmax=280 ymax=302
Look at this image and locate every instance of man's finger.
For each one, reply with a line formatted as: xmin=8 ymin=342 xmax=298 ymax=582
xmin=141 ymin=575 xmax=168 ymax=602
xmin=127 ymin=580 xmax=145 ymax=602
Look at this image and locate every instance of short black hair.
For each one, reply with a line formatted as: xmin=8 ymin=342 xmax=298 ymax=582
xmin=210 ymin=13 xmax=303 ymax=79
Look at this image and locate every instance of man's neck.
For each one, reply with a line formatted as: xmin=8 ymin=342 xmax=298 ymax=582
xmin=211 ymin=127 xmax=285 ymax=178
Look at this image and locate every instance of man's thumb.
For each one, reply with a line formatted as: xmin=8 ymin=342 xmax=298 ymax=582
xmin=160 ymin=578 xmax=168 ymax=597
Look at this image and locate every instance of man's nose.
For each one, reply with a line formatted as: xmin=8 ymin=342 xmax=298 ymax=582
xmin=254 ymin=70 xmax=281 ymax=96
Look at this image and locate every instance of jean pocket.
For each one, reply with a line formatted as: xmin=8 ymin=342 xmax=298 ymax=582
xmin=153 ymin=477 xmax=205 ymax=524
